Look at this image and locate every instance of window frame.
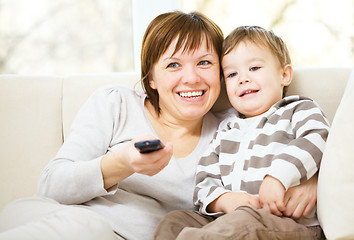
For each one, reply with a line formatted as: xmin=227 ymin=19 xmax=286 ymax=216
xmin=131 ymin=0 xmax=181 ymax=73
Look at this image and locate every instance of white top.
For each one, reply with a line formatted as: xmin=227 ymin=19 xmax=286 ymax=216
xmin=38 ymin=85 xmax=221 ymax=240
xmin=195 ymin=96 xmax=330 ymax=226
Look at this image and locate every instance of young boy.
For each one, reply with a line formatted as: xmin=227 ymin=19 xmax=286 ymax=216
xmin=154 ymin=26 xmax=329 ymax=240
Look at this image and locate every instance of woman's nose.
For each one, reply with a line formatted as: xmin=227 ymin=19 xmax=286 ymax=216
xmin=182 ymin=66 xmax=201 ymax=84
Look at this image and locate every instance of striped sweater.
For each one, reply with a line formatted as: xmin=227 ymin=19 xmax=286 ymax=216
xmin=194 ymin=95 xmax=330 ymax=219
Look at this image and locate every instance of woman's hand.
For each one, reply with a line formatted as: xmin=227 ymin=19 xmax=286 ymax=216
xmin=125 ymin=136 xmax=173 ymax=176
xmin=283 ymin=173 xmax=318 ymax=219
xmin=101 ymin=135 xmax=173 ymax=189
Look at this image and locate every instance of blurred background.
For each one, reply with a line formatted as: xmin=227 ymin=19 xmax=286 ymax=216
xmin=0 ymin=0 xmax=353 ymax=75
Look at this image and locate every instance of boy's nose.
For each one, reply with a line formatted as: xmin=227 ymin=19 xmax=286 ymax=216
xmin=238 ymin=77 xmax=251 ymax=85
xmin=237 ymin=71 xmax=251 ymax=85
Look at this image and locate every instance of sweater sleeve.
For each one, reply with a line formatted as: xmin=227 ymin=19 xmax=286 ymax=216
xmin=38 ymin=86 xmax=123 ymax=204
xmin=193 ymin=131 xmax=231 ymax=216
xmin=267 ymin=100 xmax=330 ymax=190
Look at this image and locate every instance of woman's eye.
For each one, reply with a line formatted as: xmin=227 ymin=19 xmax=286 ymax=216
xmin=198 ymin=60 xmax=211 ymax=66
xmin=250 ymin=66 xmax=260 ymax=71
xmin=167 ymin=62 xmax=180 ymax=68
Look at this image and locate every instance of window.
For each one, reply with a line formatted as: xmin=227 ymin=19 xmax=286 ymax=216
xmin=0 ymin=0 xmax=134 ymax=74
xmin=182 ymin=0 xmax=354 ymax=68
xmin=1 ymin=0 xmax=352 ymax=75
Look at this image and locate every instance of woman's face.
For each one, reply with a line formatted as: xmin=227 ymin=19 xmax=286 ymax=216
xmin=149 ymin=37 xmax=221 ymax=122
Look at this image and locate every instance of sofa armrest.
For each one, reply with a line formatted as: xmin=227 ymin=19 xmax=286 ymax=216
xmin=318 ymin=68 xmax=354 ymax=239
xmin=0 ymin=75 xmax=63 ymax=209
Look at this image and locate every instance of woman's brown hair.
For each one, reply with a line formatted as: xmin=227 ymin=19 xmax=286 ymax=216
xmin=140 ymin=11 xmax=224 ymax=113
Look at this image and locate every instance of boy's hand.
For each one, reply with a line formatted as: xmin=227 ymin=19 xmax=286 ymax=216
xmin=207 ymin=192 xmax=260 ymax=214
xmin=259 ymin=175 xmax=286 ymax=216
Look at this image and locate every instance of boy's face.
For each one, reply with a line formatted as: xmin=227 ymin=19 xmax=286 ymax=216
xmin=222 ymin=41 xmax=292 ymax=118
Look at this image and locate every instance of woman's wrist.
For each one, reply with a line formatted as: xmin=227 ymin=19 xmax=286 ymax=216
xmin=101 ymin=149 xmax=134 ymax=189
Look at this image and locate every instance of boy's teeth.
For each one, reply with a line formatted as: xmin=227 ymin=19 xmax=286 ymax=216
xmin=241 ymin=90 xmax=257 ymax=97
xmin=179 ymin=91 xmax=203 ymax=98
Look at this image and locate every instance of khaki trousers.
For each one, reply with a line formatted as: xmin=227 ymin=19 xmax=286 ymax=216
xmin=154 ymin=206 xmax=325 ymax=240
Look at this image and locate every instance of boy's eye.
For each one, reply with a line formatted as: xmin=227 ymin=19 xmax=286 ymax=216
xmin=226 ymin=72 xmax=238 ymax=78
xmin=250 ymin=66 xmax=260 ymax=71
xmin=198 ymin=60 xmax=211 ymax=66
xmin=167 ymin=62 xmax=180 ymax=68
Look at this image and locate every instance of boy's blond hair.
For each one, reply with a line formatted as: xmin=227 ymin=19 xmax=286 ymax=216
xmin=223 ymin=26 xmax=291 ymax=96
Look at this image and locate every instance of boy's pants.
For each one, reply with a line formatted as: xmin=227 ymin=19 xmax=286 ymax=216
xmin=154 ymin=205 xmax=325 ymax=240
xmin=0 ymin=196 xmax=118 ymax=240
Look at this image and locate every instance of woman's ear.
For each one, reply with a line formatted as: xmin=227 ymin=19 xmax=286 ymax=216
xmin=149 ymin=74 xmax=157 ymax=89
xmin=281 ymin=64 xmax=293 ymax=87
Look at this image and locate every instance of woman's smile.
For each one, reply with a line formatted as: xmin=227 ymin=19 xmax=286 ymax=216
xmin=177 ymin=90 xmax=205 ymax=98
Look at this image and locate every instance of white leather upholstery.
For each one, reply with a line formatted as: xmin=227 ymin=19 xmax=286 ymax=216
xmin=0 ymin=75 xmax=63 ymax=207
xmin=0 ymin=68 xmax=353 ymax=238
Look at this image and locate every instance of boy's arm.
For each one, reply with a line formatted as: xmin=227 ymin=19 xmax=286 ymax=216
xmin=266 ymin=100 xmax=330 ymax=191
xmin=193 ymin=134 xmax=231 ymax=216
xmin=195 ymin=127 xmax=261 ymax=215
xmin=208 ymin=192 xmax=260 ymax=214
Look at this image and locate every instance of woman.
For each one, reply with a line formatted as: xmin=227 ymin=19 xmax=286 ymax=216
xmin=0 ymin=11 xmax=317 ymax=240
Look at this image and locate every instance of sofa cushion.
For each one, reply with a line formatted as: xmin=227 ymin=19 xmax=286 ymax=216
xmin=317 ymin=69 xmax=354 ymax=239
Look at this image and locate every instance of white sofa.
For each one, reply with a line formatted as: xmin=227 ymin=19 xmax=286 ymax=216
xmin=0 ymin=68 xmax=353 ymax=239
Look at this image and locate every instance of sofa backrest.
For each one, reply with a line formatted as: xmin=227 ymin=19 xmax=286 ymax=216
xmin=0 ymin=75 xmax=64 ymax=208
xmin=287 ymin=68 xmax=351 ymax=123
xmin=61 ymin=68 xmax=352 ymax=140
xmin=62 ymin=72 xmax=141 ymax=140
xmin=0 ymin=67 xmax=352 ymax=209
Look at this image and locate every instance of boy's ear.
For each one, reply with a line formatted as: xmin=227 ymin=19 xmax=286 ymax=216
xmin=281 ymin=64 xmax=293 ymax=86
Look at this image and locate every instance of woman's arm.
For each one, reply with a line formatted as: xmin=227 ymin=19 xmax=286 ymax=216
xmin=101 ymin=137 xmax=172 ymax=189
xmin=38 ymin=87 xmax=124 ymax=204
xmin=283 ymin=173 xmax=318 ymax=219
xmin=38 ymin=87 xmax=173 ymax=204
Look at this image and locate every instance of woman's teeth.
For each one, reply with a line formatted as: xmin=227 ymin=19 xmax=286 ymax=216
xmin=179 ymin=91 xmax=203 ymax=98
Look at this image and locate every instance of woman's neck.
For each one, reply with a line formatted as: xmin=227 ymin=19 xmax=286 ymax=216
xmin=145 ymin=100 xmax=203 ymax=158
